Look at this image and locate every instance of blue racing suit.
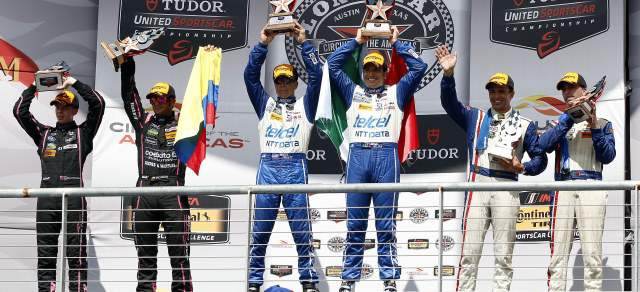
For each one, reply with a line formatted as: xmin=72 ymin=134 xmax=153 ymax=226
xmin=538 ymin=113 xmax=615 ymax=292
xmin=244 ymin=40 xmax=322 ymax=285
xmin=327 ymin=39 xmax=427 ymax=280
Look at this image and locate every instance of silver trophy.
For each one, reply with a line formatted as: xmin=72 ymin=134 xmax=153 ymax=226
xmin=100 ymin=27 xmax=165 ymax=71
xmin=265 ymin=0 xmax=297 ymax=34
xmin=565 ymin=76 xmax=606 ymax=123
xmin=361 ymin=0 xmax=394 ymax=38
xmin=35 ymin=61 xmax=70 ymax=92
xmin=487 ymin=111 xmax=522 ymax=161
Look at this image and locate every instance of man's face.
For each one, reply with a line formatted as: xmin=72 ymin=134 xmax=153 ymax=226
xmin=148 ymin=94 xmax=175 ymax=116
xmin=274 ymin=77 xmax=298 ymax=98
xmin=363 ymin=63 xmax=386 ymax=89
xmin=560 ymin=83 xmax=585 ymax=104
xmin=54 ymin=104 xmax=78 ymax=123
xmin=487 ymin=84 xmax=514 ymax=113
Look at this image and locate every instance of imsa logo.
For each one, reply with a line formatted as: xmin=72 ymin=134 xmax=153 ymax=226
xmin=270 ymin=265 xmax=293 ymax=277
xmin=286 ymin=0 xmax=455 ymax=89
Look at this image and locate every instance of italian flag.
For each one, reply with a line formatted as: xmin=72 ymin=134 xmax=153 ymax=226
xmin=315 ymin=47 xmax=420 ymax=163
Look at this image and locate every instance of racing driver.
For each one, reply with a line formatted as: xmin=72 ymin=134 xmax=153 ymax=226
xmin=244 ymin=22 xmax=322 ymax=292
xmin=328 ymin=27 xmax=427 ymax=292
xmin=14 ymin=73 xmax=105 ymax=292
xmin=436 ymin=45 xmax=547 ymax=292
xmin=120 ymin=56 xmax=193 ymax=292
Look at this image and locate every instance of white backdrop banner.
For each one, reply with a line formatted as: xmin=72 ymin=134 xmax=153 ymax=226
xmin=92 ymin=0 xmax=471 ymax=291
xmin=469 ymin=0 xmax=625 ymax=291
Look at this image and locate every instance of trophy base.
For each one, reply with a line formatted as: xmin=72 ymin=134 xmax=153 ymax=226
xmin=361 ymin=21 xmax=392 ymax=38
xmin=566 ymin=102 xmax=593 ymax=123
xmin=100 ymin=41 xmax=125 ymax=72
xmin=265 ymin=14 xmax=296 ymax=34
xmin=35 ymin=71 xmax=64 ymax=92
xmin=488 ymin=144 xmax=514 ymax=163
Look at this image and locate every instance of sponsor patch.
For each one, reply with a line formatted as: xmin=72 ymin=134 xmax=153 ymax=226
xmin=408 ymin=239 xmax=430 ymax=249
xmin=433 ymin=265 xmax=455 ymax=276
xmin=410 ymin=208 xmax=429 ymax=224
xmin=435 ymin=209 xmax=457 ymax=221
xmin=325 ymin=266 xmax=342 ymax=277
xmin=436 ymin=235 xmax=455 ymax=252
xmin=328 ymin=210 xmax=347 ymax=223
xmin=328 ymin=236 xmax=346 ymax=253
xmin=270 ymin=265 xmax=293 ymax=277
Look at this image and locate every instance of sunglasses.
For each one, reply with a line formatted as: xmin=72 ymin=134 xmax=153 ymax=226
xmin=148 ymin=95 xmax=171 ymax=105
xmin=275 ymin=78 xmax=295 ymax=85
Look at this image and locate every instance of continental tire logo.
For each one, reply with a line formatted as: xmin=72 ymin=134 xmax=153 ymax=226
xmin=433 ymin=265 xmax=455 ymax=276
xmin=286 ymin=0 xmax=454 ymax=90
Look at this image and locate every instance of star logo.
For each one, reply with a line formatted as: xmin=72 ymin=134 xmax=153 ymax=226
xmin=270 ymin=0 xmax=294 ymax=14
xmin=366 ymin=0 xmax=393 ymax=21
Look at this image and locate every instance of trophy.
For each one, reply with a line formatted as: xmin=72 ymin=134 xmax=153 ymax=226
xmin=487 ymin=112 xmax=523 ymax=162
xmin=565 ymin=76 xmax=606 ymax=123
xmin=35 ymin=61 xmax=70 ymax=92
xmin=100 ymin=27 xmax=165 ymax=71
xmin=361 ymin=0 xmax=394 ymax=38
xmin=265 ymin=0 xmax=297 ymax=34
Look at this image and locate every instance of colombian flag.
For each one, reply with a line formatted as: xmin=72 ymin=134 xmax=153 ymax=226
xmin=175 ymin=46 xmax=221 ymax=175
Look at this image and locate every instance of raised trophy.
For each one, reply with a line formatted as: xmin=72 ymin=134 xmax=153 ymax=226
xmin=35 ymin=61 xmax=70 ymax=92
xmin=565 ymin=76 xmax=606 ymax=123
xmin=100 ymin=27 xmax=165 ymax=71
xmin=361 ymin=0 xmax=395 ymax=38
xmin=265 ymin=0 xmax=297 ymax=34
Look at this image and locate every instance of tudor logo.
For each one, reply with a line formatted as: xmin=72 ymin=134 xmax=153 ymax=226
xmin=118 ymin=0 xmax=249 ymax=65
xmin=146 ymin=0 xmax=159 ymax=11
xmin=427 ymin=128 xmax=440 ymax=145
xmin=490 ymin=0 xmax=609 ymax=59
xmin=286 ymin=0 xmax=454 ymax=89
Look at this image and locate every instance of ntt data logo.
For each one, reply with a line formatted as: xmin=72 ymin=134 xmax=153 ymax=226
xmin=286 ymin=0 xmax=454 ymax=89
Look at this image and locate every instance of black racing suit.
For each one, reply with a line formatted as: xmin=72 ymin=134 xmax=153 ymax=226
xmin=13 ymin=82 xmax=105 ymax=292
xmin=121 ymin=58 xmax=192 ymax=292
